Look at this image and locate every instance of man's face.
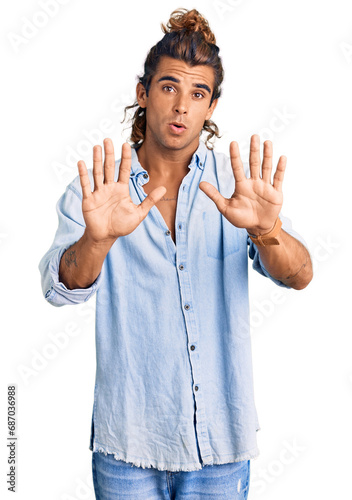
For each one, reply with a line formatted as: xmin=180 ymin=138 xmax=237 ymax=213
xmin=137 ymin=56 xmax=218 ymax=153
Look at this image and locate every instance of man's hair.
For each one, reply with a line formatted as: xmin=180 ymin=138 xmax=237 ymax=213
xmin=122 ymin=8 xmax=224 ymax=149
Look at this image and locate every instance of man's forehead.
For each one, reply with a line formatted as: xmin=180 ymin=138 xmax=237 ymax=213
xmin=154 ymin=56 xmax=215 ymax=87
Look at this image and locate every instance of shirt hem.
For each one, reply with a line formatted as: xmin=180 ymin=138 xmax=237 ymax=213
xmin=89 ymin=442 xmax=260 ymax=472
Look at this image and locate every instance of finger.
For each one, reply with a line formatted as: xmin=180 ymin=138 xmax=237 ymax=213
xmin=249 ymin=134 xmax=261 ymax=179
xmin=261 ymin=140 xmax=273 ymax=183
xmin=198 ymin=181 xmax=227 ymax=214
xmin=138 ymin=186 xmax=167 ymax=218
xmin=273 ymin=156 xmax=287 ymax=192
xmin=93 ymin=145 xmax=103 ymax=189
xmin=103 ymin=138 xmax=115 ymax=184
xmin=117 ymin=143 xmax=132 ymax=185
xmin=229 ymin=141 xmax=246 ymax=182
xmin=77 ymin=160 xmax=92 ymax=199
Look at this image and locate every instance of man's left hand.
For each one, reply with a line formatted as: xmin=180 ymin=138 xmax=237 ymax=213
xmin=199 ymin=134 xmax=286 ymax=235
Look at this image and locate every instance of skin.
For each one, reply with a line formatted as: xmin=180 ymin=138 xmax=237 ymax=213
xmin=199 ymin=136 xmax=313 ymax=288
xmin=135 ymin=56 xmax=218 ymax=243
xmin=59 ymin=55 xmax=312 ymax=291
xmin=135 ymin=56 xmax=218 ymax=174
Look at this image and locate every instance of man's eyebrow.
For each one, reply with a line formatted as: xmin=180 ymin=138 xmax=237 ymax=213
xmin=194 ymin=83 xmax=211 ymax=94
xmin=157 ymin=76 xmax=212 ymax=94
xmin=157 ymin=76 xmax=180 ymax=84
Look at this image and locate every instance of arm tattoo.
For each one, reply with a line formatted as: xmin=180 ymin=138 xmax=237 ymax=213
xmin=65 ymin=249 xmax=78 ymax=268
xmin=282 ymin=253 xmax=308 ymax=281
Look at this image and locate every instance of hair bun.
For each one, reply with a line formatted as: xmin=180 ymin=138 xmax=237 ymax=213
xmin=161 ymin=8 xmax=216 ymax=44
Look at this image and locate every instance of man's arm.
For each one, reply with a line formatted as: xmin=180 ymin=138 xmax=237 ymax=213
xmin=43 ymin=139 xmax=166 ymax=294
xmin=59 ymin=139 xmax=166 ymax=290
xmin=58 ymin=232 xmax=116 ymax=290
xmin=199 ymin=135 xmax=313 ymax=290
xmin=253 ymin=229 xmax=312 ymax=290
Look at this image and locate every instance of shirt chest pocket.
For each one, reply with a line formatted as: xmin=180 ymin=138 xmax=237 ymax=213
xmin=202 ymin=210 xmax=240 ymax=259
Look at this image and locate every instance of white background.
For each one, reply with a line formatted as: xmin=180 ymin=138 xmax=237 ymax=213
xmin=1 ymin=0 xmax=352 ymax=498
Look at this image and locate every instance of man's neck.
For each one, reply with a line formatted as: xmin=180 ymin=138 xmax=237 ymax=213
xmin=136 ymin=137 xmax=199 ymax=181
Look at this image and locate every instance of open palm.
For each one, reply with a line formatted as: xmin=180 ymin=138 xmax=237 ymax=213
xmin=199 ymin=135 xmax=286 ymax=235
xmin=78 ymin=139 xmax=166 ymax=243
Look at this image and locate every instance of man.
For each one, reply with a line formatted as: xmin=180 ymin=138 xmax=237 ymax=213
xmin=39 ymin=8 xmax=312 ymax=499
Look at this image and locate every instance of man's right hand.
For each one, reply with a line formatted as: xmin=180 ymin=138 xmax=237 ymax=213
xmin=59 ymin=139 xmax=166 ymax=290
xmin=78 ymin=138 xmax=166 ymax=244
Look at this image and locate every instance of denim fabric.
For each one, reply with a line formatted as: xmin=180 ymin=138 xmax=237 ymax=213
xmin=92 ymin=451 xmax=250 ymax=500
xmin=39 ymin=140 xmax=304 ymax=472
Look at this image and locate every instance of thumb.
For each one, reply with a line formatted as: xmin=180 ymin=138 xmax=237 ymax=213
xmin=199 ymin=181 xmax=226 ymax=214
xmin=138 ymin=186 xmax=167 ymax=218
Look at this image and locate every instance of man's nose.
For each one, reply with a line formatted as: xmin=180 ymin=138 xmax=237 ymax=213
xmin=173 ymin=94 xmax=188 ymax=114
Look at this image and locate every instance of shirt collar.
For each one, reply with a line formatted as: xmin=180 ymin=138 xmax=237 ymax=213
xmin=129 ymin=140 xmax=208 ymax=180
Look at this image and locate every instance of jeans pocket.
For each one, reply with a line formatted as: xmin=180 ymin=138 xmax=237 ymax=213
xmin=203 ymin=210 xmax=240 ymax=259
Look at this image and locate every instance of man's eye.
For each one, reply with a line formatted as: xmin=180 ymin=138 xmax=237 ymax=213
xmin=163 ymin=86 xmax=175 ymax=92
xmin=194 ymin=92 xmax=204 ymax=99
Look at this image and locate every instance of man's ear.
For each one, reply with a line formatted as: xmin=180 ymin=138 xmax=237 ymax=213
xmin=205 ymin=98 xmax=218 ymax=121
xmin=136 ymin=82 xmax=147 ymax=108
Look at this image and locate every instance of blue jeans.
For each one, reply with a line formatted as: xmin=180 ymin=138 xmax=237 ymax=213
xmin=92 ymin=451 xmax=250 ymax=499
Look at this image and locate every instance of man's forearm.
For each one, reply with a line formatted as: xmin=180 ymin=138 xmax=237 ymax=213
xmin=59 ymin=231 xmax=117 ymax=290
xmin=255 ymin=229 xmax=313 ymax=290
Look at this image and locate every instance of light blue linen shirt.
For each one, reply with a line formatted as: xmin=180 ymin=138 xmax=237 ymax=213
xmin=39 ymin=140 xmax=303 ymax=472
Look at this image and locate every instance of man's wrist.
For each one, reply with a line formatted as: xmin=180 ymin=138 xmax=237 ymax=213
xmin=247 ymin=217 xmax=282 ymax=246
xmin=82 ymin=229 xmax=118 ymax=252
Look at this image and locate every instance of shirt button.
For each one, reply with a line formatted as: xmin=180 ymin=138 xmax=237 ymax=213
xmin=143 ymin=173 xmax=148 ymax=179
xmin=179 ymin=264 xmax=184 ymax=271
xmin=178 ymin=224 xmax=182 ymax=230
xmin=165 ymin=230 xmax=171 ymax=236
xmin=200 ymin=162 xmax=203 ymax=167
xmin=190 ymin=345 xmax=195 ymax=351
xmin=184 ymin=304 xmax=190 ymax=310
xmin=195 ymin=385 xmax=199 ymax=391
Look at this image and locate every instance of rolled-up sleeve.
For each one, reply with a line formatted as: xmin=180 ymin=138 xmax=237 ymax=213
xmin=38 ymin=179 xmax=103 ymax=307
xmin=248 ymin=213 xmax=307 ymax=288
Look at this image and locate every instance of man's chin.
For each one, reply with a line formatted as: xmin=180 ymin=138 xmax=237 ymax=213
xmin=159 ymin=134 xmax=199 ymax=152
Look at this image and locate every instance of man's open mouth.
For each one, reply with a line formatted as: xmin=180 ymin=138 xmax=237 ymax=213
xmin=169 ymin=122 xmax=187 ymax=133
